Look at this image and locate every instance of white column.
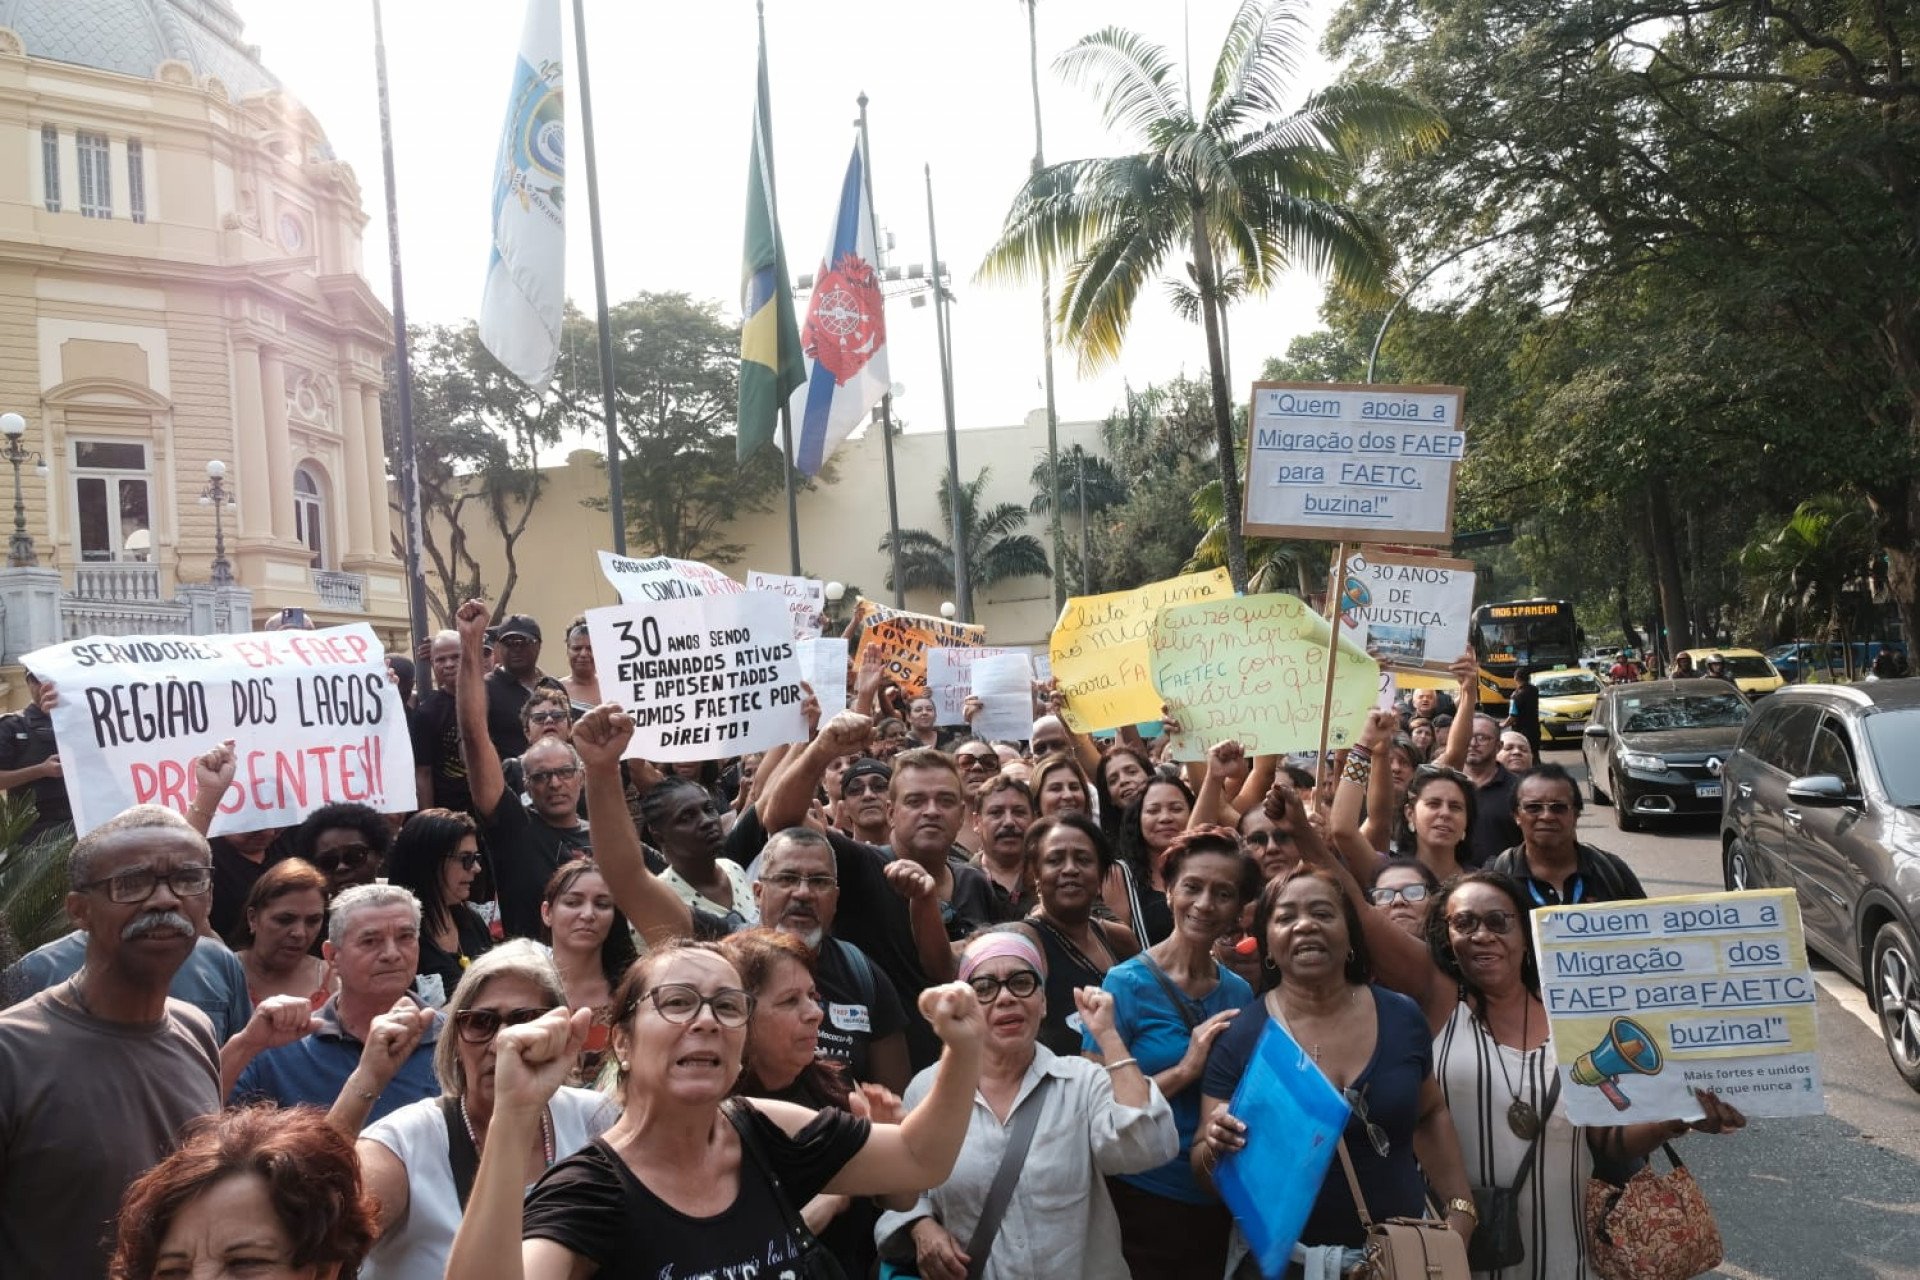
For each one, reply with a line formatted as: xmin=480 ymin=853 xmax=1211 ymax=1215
xmin=231 ymin=338 xmax=271 ymax=539
xmin=337 ymin=378 xmax=375 ymax=559
xmin=258 ymin=348 xmax=295 ymax=541
xmin=361 ymin=385 xmax=393 ymax=556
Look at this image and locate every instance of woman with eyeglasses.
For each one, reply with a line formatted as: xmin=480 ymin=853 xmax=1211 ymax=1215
xmin=1194 ymin=865 xmax=1477 ymax=1276
xmin=876 ymin=929 xmax=1177 ymax=1280
xmin=539 ymin=860 xmax=635 ymax=1083
xmin=1016 ymin=814 xmax=1139 ymax=1056
xmin=446 ymin=940 xmax=987 ymax=1280
xmin=385 ymin=809 xmax=494 ymax=1008
xmin=355 ymin=941 xmax=618 ymax=1280
xmin=235 ymin=858 xmax=334 ymax=1007
xmin=293 ymin=802 xmax=392 ymax=899
xmin=1368 ymin=857 xmax=1441 ymax=938
xmin=1090 ymin=827 xmax=1259 ymax=1280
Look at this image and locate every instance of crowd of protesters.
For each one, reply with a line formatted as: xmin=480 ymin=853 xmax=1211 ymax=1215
xmin=0 ymin=596 xmax=1753 ymax=1280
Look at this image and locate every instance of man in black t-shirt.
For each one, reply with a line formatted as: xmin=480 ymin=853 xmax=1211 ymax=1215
xmin=410 ymin=631 xmax=472 ymax=813
xmin=483 ymin=614 xmax=566 ymax=760
xmin=751 ymin=826 xmax=909 ymax=1091
xmin=1462 ymin=713 xmax=1524 ymax=864
xmin=0 ymin=673 xmax=68 ymax=841
xmin=1505 ymin=667 xmax=1542 ymax=762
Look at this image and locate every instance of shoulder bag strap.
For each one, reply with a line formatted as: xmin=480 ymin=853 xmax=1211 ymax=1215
xmin=441 ymin=1096 xmax=481 ymax=1211
xmin=963 ymin=1075 xmax=1055 ymax=1280
xmin=1509 ymin=1072 xmax=1562 ymax=1197
xmin=1117 ymin=860 xmax=1150 ymax=951
xmin=723 ymin=1098 xmax=826 ymax=1249
xmin=1137 ymin=949 xmax=1202 ymax=1031
xmin=1334 ymin=1137 xmax=1378 ymax=1230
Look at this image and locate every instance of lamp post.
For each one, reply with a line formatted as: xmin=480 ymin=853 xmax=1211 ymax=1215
xmin=0 ymin=413 xmax=46 ymax=568
xmin=940 ymin=600 xmax=956 ymax=620
xmin=200 ymin=459 xmax=233 ymax=586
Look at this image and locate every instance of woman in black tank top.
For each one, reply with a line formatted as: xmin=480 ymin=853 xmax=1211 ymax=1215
xmin=1020 ymin=814 xmax=1139 ymax=1055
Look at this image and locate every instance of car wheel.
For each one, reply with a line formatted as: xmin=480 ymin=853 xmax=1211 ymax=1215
xmin=1871 ymin=920 xmax=1920 ymax=1092
xmin=1612 ymin=776 xmax=1644 ymax=832
xmin=1723 ymin=838 xmax=1758 ymax=892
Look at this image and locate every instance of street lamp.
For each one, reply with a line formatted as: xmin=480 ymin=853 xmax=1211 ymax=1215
xmin=940 ymin=601 xmax=956 ymax=620
xmin=0 ymin=412 xmax=46 ymax=568
xmin=198 ymin=459 xmax=234 ymax=586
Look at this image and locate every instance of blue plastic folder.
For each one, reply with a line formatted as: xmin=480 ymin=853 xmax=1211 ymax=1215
xmin=1214 ymin=1018 xmax=1353 ymax=1279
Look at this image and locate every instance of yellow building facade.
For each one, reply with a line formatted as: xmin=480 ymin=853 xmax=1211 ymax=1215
xmin=0 ymin=0 xmax=408 ymax=706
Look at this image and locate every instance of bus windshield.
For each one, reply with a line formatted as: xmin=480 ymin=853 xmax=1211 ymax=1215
xmin=1472 ymin=601 xmax=1579 ymax=675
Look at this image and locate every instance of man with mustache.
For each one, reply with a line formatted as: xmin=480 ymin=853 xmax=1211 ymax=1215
xmin=0 ymin=806 xmax=229 ymax=1279
xmin=751 ymin=826 xmax=910 ymax=1092
xmin=970 ymin=775 xmax=1036 ymax=922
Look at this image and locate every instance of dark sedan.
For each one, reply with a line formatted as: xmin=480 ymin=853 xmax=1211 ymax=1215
xmin=1582 ymin=678 xmax=1752 ymax=831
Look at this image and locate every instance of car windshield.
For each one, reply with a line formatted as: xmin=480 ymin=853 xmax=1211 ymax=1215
xmin=1718 ymin=657 xmax=1776 ymax=680
xmin=1863 ymin=711 xmax=1920 ymax=806
xmin=1619 ymin=693 xmax=1750 ymax=734
xmin=1537 ymin=673 xmax=1601 ymax=697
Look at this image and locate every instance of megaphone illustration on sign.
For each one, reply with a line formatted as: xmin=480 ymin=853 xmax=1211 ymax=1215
xmin=1570 ymin=1016 xmax=1663 ymax=1111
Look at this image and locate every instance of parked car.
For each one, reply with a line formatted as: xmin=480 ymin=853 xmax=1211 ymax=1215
xmin=1676 ymin=647 xmax=1786 ymax=696
xmin=1765 ymin=641 xmax=1908 ymax=683
xmin=1718 ymin=680 xmax=1920 ymax=1090
xmin=1583 ymin=678 xmax=1752 ymax=831
xmin=1534 ymin=667 xmax=1604 ymax=743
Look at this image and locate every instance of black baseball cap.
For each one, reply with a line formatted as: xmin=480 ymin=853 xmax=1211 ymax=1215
xmin=497 ymin=614 xmax=542 ymax=642
xmin=842 ymin=758 xmax=892 ymax=793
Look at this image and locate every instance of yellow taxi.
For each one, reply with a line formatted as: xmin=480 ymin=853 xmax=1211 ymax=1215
xmin=1532 ymin=666 xmax=1605 ymax=742
xmin=1677 ymin=647 xmax=1786 ymax=696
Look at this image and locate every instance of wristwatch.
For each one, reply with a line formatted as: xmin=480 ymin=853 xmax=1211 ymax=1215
xmin=1445 ymin=1198 xmax=1479 ymax=1223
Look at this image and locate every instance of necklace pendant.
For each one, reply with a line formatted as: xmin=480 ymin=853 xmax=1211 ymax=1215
xmin=1506 ymin=1099 xmax=1541 ymax=1141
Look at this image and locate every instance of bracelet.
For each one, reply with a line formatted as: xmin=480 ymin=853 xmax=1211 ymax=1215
xmin=1342 ymin=755 xmax=1373 ymax=785
xmin=1445 ymin=1197 xmax=1478 ymax=1223
xmin=1104 ymin=1057 xmax=1139 ymax=1074
xmin=1347 ymin=744 xmax=1373 ymax=763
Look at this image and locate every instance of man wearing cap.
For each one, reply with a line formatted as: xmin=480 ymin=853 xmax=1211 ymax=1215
xmin=834 ymin=757 xmax=894 ymax=844
xmin=482 ymin=611 xmax=567 ymax=760
xmin=0 ymin=672 xmax=67 ymax=843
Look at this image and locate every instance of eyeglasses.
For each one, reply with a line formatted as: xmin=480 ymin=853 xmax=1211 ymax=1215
xmin=763 ymin=872 xmax=838 ymax=893
xmin=77 ymin=863 xmax=213 ymax=904
xmin=499 ymin=634 xmax=535 ymax=648
xmin=1448 ymin=909 xmax=1519 ymax=937
xmin=967 ymin=969 xmax=1042 ymax=1003
xmin=311 ymin=844 xmax=373 ymax=875
xmin=447 ymin=852 xmax=482 ymax=871
xmin=631 ymin=983 xmax=756 ymax=1027
xmin=454 ymin=1005 xmax=550 ymax=1043
xmin=1243 ymin=830 xmax=1272 ymax=848
xmin=526 ymin=766 xmax=582 ymax=787
xmin=956 ymin=753 xmax=996 ymax=770
xmin=842 ymin=778 xmax=888 ymax=798
xmin=528 ymin=709 xmax=570 ymax=725
xmin=1519 ymin=801 xmax=1573 ymax=816
xmin=1368 ymin=883 xmax=1431 ymax=906
xmin=1344 ymin=1085 xmax=1391 ymax=1157
xmin=1031 ymin=741 xmax=1067 ymax=757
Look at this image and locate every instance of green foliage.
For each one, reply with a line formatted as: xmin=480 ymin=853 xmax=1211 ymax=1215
xmin=1739 ymin=494 xmax=1883 ymax=646
xmin=0 ymin=797 xmax=75 ymax=959
xmin=880 ymin=468 xmax=1051 ymax=618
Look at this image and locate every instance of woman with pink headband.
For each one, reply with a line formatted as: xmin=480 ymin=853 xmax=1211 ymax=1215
xmin=875 ymin=929 xmax=1177 ymax=1280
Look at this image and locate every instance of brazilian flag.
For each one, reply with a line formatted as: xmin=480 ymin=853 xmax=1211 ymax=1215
xmin=738 ymin=31 xmax=805 ymax=463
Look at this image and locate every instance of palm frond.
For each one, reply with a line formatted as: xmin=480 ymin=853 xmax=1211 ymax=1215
xmin=1054 ymin=26 xmax=1188 ymax=142
xmin=1207 ymin=0 xmax=1310 ymax=129
xmin=1057 ymin=219 xmax=1182 ymax=371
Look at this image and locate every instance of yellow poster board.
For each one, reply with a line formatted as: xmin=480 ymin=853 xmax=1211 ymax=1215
xmin=1048 ymin=569 xmax=1234 ymax=732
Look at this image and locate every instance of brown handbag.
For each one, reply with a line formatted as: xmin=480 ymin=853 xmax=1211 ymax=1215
xmin=1335 ymin=1138 xmax=1471 ymax=1280
xmin=1584 ymin=1143 xmax=1724 ymax=1280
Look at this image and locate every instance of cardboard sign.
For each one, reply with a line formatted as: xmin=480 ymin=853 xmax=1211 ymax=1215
xmin=1150 ymin=593 xmax=1378 ymax=760
xmin=1049 ymin=569 xmax=1234 ymax=732
xmin=24 ymin=626 xmax=415 ymax=836
xmin=1242 ymin=382 xmax=1465 ymax=545
xmin=1534 ymin=889 xmax=1823 ymax=1123
xmin=926 ymin=646 xmax=1015 ymax=723
xmin=851 ymin=602 xmax=986 ymax=697
xmin=745 ymin=570 xmax=826 ymax=639
xmin=586 ymin=593 xmax=806 ymax=761
xmin=1338 ymin=548 xmax=1476 ymax=674
xmin=596 ymin=550 xmax=744 ymax=603
xmin=795 ymin=636 xmax=849 ymax=719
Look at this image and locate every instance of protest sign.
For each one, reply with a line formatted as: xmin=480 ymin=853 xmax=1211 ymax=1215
xmin=596 ymin=550 xmax=744 ymax=603
xmin=745 ymin=570 xmax=825 ymax=638
xmin=1050 ymin=569 xmax=1234 ymax=733
xmin=1338 ymin=548 xmax=1476 ymax=674
xmin=926 ymin=646 xmax=1014 ymax=723
xmin=795 ymin=636 xmax=849 ymax=719
xmin=1534 ymin=888 xmax=1823 ymax=1123
xmin=968 ymin=652 xmax=1036 ymax=742
xmin=852 ymin=605 xmax=986 ymax=697
xmin=1151 ymin=593 xmax=1378 ymax=760
xmin=586 ymin=592 xmax=806 ymax=761
xmin=1242 ymin=382 xmax=1466 ymax=545
xmin=24 ymin=625 xmax=415 ymax=836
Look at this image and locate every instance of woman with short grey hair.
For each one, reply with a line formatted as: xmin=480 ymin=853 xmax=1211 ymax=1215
xmin=355 ymin=940 xmax=617 ymax=1280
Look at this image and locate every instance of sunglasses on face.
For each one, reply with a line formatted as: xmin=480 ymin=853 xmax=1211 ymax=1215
xmin=447 ymin=852 xmax=482 ymax=871
xmin=454 ymin=1005 xmax=550 ymax=1043
xmin=843 ymin=779 xmax=888 ymax=798
xmin=1368 ymin=883 xmax=1431 ymax=906
xmin=312 ymin=844 xmax=372 ymax=874
xmin=630 ymin=983 xmax=756 ymax=1027
xmin=957 ymin=753 xmax=995 ymax=770
xmin=526 ymin=767 xmax=582 ymax=787
xmin=1448 ymin=909 xmax=1519 ymax=937
xmin=528 ymin=709 xmax=570 ymax=725
xmin=968 ymin=969 xmax=1042 ymax=1003
xmin=1519 ymin=801 xmax=1573 ymax=816
xmin=499 ymin=635 xmax=535 ymax=648
xmin=77 ymin=863 xmax=213 ymax=904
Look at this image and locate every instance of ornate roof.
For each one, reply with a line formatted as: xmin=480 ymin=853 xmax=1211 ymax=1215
xmin=0 ymin=0 xmax=278 ymax=101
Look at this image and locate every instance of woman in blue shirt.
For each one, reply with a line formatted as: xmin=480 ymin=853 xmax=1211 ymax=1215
xmin=1084 ymin=826 xmax=1260 ymax=1280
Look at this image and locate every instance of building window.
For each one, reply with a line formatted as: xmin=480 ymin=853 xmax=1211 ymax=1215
xmin=127 ymin=139 xmax=146 ymax=223
xmin=72 ymin=440 xmax=152 ymax=562
xmin=294 ymin=465 xmax=329 ymax=569
xmin=40 ymin=126 xmax=59 ymax=212
xmin=76 ymin=131 xmax=111 ymax=218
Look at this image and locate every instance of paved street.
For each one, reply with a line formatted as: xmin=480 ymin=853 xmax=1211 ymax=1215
xmin=1551 ymin=747 xmax=1920 ymax=1278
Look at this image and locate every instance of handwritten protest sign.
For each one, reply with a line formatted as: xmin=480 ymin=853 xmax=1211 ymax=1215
xmin=1049 ymin=569 xmax=1234 ymax=732
xmin=1150 ymin=593 xmax=1378 ymax=760
xmin=745 ymin=570 xmax=825 ymax=639
xmin=926 ymin=646 xmax=1014 ymax=722
xmin=597 ymin=551 xmax=744 ymax=603
xmin=1534 ymin=889 xmax=1822 ymax=1123
xmin=968 ymin=653 xmax=1036 ymax=743
xmin=1338 ymin=549 xmax=1476 ymax=674
xmin=851 ymin=601 xmax=986 ymax=696
xmin=586 ymin=592 xmax=806 ymax=761
xmin=795 ymin=636 xmax=849 ymax=718
xmin=24 ymin=625 xmax=414 ymax=836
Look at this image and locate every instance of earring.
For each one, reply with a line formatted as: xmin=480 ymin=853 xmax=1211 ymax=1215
xmin=617 ymin=1060 xmax=629 ymax=1073
xmin=1347 ymin=949 xmax=1357 ymax=963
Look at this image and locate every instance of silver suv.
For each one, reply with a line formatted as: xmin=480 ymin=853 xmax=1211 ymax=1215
xmin=1719 ymin=680 xmax=1920 ymax=1090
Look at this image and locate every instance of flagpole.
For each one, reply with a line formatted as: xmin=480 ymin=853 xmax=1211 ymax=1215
xmin=756 ymin=1 xmax=803 ymax=576
xmin=571 ymin=0 xmax=626 ymax=555
xmin=370 ymin=0 xmax=430 ymax=665
xmin=856 ymin=92 xmax=905 ymax=608
xmin=924 ymin=163 xmax=969 ymax=624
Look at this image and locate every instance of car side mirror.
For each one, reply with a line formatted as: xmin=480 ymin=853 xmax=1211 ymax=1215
xmin=1786 ymin=774 xmax=1857 ymax=807
xmin=1583 ymin=723 xmax=1610 ymax=740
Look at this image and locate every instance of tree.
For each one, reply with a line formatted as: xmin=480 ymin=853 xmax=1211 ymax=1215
xmin=1740 ymin=495 xmax=1882 ymax=663
xmin=879 ymin=467 xmax=1050 ymax=617
xmin=1030 ymin=444 xmax=1127 ymax=595
xmin=980 ymin=0 xmax=1445 ymax=590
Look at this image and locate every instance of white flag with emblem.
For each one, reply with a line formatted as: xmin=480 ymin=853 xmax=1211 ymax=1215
xmin=478 ymin=0 xmax=565 ymax=388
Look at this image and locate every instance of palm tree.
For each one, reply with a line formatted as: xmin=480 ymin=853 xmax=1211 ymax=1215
xmin=1031 ymin=445 xmax=1128 ymax=594
xmin=980 ymin=0 xmax=1445 ymax=590
xmin=1187 ymin=477 xmax=1321 ymax=597
xmin=1740 ymin=494 xmax=1881 ymax=674
xmin=880 ymin=467 xmax=1051 ymax=618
